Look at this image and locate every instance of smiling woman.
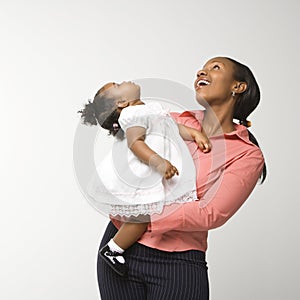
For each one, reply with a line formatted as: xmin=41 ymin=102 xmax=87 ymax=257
xmin=199 ymin=59 xmax=256 ymax=116
xmin=195 ymin=57 xmax=266 ymax=179
xmin=196 ymin=58 xmax=241 ymax=100
xmin=93 ymin=57 xmax=266 ymax=299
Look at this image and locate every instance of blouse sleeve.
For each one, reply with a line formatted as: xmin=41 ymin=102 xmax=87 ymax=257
xmin=149 ymin=147 xmax=265 ymax=233
xmin=118 ymin=106 xmax=149 ymax=132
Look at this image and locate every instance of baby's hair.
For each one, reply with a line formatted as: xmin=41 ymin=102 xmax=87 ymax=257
xmin=77 ymin=99 xmax=97 ymax=126
xmin=77 ymin=88 xmax=124 ymax=139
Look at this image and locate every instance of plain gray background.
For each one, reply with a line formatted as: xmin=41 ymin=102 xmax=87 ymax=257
xmin=1 ymin=0 xmax=299 ymax=299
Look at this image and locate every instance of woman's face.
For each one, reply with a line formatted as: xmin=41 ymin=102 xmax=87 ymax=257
xmin=194 ymin=57 xmax=236 ymax=106
xmin=103 ymin=81 xmax=141 ymax=102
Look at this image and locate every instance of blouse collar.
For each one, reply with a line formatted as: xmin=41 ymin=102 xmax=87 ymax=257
xmin=178 ymin=110 xmax=253 ymax=145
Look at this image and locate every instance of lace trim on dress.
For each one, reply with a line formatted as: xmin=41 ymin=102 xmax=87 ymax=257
xmin=109 ymin=189 xmax=198 ymax=217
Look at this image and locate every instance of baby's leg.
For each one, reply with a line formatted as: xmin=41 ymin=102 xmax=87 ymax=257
xmin=99 ymin=215 xmax=149 ymax=277
xmin=113 ymin=221 xmax=149 ymax=250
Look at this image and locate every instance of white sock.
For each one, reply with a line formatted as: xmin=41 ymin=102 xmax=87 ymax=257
xmin=108 ymin=239 xmax=125 ymax=254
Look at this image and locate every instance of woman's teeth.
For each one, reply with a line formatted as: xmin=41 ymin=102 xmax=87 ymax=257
xmin=197 ymin=80 xmax=210 ymax=86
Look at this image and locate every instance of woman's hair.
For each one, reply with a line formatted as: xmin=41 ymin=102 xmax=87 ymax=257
xmin=225 ymin=57 xmax=267 ymax=183
xmin=77 ymin=89 xmax=124 ymax=139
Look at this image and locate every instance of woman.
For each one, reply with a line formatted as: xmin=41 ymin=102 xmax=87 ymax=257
xmin=97 ymin=57 xmax=266 ymax=299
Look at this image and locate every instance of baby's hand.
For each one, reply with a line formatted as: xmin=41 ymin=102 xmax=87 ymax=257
xmin=150 ymin=155 xmax=179 ymax=179
xmin=192 ymin=130 xmax=211 ymax=153
xmin=162 ymin=159 xmax=179 ymax=179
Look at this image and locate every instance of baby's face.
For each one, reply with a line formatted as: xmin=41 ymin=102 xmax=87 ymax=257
xmin=103 ymin=81 xmax=140 ymax=102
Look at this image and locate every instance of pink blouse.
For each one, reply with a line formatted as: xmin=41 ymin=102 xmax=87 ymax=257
xmin=112 ymin=110 xmax=265 ymax=252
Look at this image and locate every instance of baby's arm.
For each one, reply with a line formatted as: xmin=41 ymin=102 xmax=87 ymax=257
xmin=126 ymin=126 xmax=179 ymax=179
xmin=178 ymin=124 xmax=211 ymax=153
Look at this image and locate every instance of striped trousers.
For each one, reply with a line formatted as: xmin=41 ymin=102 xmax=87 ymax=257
xmin=97 ymin=222 xmax=209 ymax=300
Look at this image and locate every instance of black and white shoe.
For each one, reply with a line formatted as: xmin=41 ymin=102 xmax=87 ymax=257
xmin=99 ymin=245 xmax=128 ymax=277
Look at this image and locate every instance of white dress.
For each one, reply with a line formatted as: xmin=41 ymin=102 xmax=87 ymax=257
xmin=86 ymin=101 xmax=197 ymax=217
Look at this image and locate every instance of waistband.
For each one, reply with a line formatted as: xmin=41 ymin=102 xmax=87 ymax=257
xmin=128 ymin=241 xmax=206 ymax=263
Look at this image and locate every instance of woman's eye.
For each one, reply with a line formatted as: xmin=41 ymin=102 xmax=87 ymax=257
xmin=213 ymin=65 xmax=220 ymax=70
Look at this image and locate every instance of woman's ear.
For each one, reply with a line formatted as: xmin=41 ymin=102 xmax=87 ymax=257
xmin=233 ymin=81 xmax=247 ymax=94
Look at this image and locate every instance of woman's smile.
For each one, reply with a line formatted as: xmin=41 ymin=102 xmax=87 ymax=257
xmin=195 ymin=78 xmax=211 ymax=91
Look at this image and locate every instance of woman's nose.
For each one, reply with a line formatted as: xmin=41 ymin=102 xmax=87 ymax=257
xmin=197 ymin=69 xmax=207 ymax=77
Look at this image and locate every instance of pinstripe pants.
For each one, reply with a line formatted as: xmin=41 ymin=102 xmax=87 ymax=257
xmin=97 ymin=222 xmax=209 ymax=300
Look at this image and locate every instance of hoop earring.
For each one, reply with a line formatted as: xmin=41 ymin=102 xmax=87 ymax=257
xmin=232 ymin=91 xmax=236 ymax=97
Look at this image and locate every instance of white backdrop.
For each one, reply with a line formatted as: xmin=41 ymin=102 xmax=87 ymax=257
xmin=1 ymin=0 xmax=299 ymax=299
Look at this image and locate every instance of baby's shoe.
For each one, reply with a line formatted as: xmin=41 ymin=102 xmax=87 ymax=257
xmin=99 ymin=244 xmax=128 ymax=277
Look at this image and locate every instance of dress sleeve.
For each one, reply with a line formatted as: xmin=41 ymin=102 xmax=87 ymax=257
xmin=118 ymin=106 xmax=148 ymax=132
xmin=149 ymin=147 xmax=265 ymax=232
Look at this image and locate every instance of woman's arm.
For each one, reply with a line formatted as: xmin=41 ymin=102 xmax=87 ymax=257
xmin=126 ymin=126 xmax=179 ymax=179
xmin=149 ymin=147 xmax=264 ymax=233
